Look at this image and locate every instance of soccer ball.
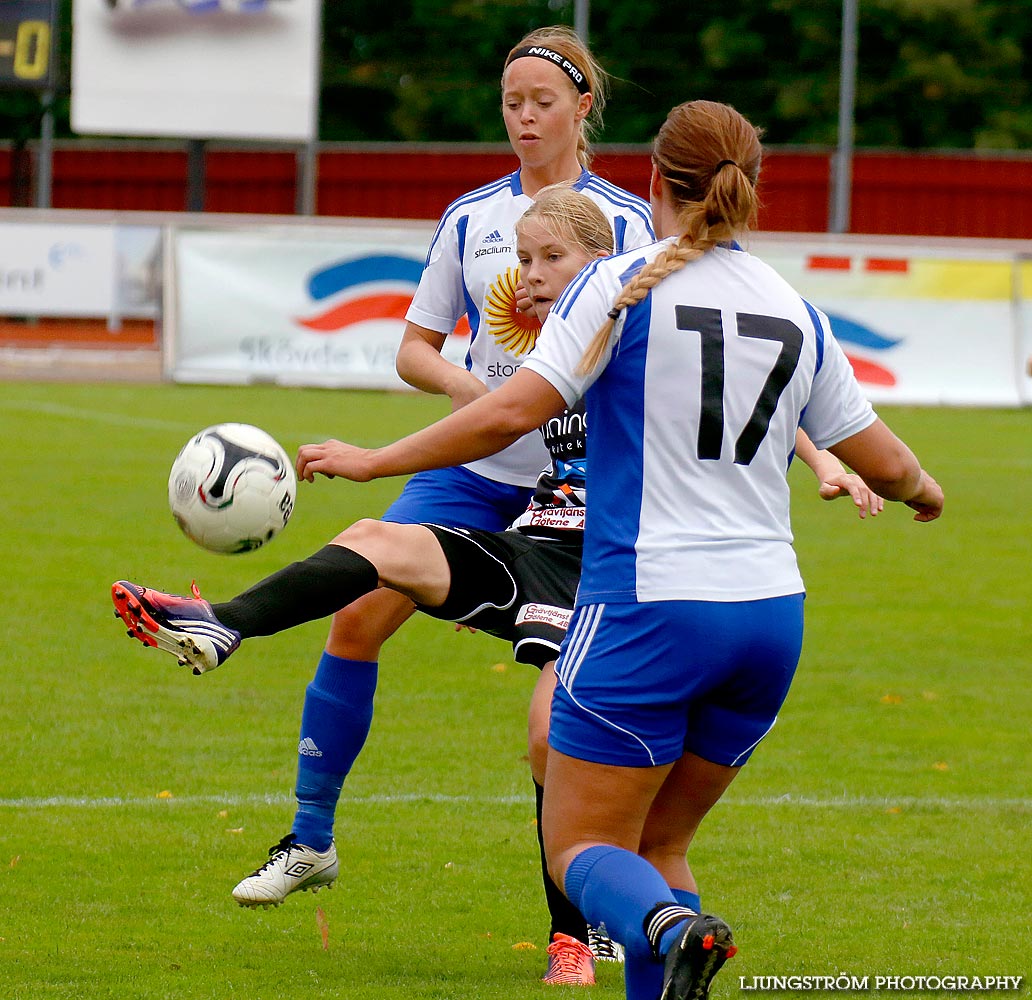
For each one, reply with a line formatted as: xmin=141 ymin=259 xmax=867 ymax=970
xmin=168 ymin=423 xmax=296 ymax=554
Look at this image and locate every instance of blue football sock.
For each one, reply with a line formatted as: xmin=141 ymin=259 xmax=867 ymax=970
xmin=624 ymin=950 xmax=665 ymax=999
xmin=618 ymin=886 xmax=701 ymax=996
xmin=291 ymin=652 xmax=378 ymax=852
xmin=673 ymin=887 xmax=701 ymax=912
xmin=564 ymin=845 xmax=675 ymax=962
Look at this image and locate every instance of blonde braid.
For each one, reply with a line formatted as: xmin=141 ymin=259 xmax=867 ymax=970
xmin=577 ymin=201 xmax=728 ymax=375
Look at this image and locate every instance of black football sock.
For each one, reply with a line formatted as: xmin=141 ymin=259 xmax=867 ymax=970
xmin=212 ymin=544 xmax=379 ymax=638
xmin=535 ymin=778 xmax=591 ymax=944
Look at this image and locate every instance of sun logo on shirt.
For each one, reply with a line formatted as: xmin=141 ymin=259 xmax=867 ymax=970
xmin=485 ymin=266 xmax=541 ymax=355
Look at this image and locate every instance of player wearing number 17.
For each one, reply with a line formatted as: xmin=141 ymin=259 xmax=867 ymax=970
xmin=294 ymin=99 xmax=944 ymax=1000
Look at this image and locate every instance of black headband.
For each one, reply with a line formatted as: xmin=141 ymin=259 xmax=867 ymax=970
xmin=506 ymin=45 xmax=590 ymax=94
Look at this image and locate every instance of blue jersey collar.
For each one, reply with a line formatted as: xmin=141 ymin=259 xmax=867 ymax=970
xmin=511 ymin=167 xmax=592 ymax=196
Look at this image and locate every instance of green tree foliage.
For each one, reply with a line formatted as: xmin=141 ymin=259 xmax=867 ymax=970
xmin=319 ymin=0 xmax=562 ymax=142
xmin=319 ymin=0 xmax=1032 ymax=150
xmin=2 ymin=0 xmax=1030 ymax=149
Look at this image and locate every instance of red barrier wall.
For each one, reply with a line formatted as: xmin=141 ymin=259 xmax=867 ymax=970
xmin=2 ymin=142 xmax=1031 ymax=239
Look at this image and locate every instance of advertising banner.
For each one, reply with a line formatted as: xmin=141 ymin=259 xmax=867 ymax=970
xmin=172 ymin=226 xmax=1030 ymax=404
xmin=752 ymin=238 xmax=1025 ymax=407
xmin=172 ymin=222 xmax=472 ymax=386
xmin=71 ymin=0 xmax=321 ymax=141
xmin=1019 ymin=258 xmax=1032 ymax=404
xmin=0 ymin=220 xmax=160 ymax=324
xmin=0 ymin=222 xmax=117 ymax=317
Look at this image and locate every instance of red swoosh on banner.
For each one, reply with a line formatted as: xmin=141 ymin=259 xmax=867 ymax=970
xmin=296 ymin=294 xmax=413 ymax=332
xmin=846 ymin=354 xmax=897 ymax=387
xmin=296 ymin=295 xmax=472 ymax=337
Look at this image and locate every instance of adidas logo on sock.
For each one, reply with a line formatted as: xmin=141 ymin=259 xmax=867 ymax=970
xmin=483 ymin=229 xmax=504 ymax=243
xmin=298 ymin=737 xmax=323 ymax=758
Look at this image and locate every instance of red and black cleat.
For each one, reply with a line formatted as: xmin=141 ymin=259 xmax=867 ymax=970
xmin=110 ymin=580 xmax=240 ymax=674
xmin=660 ymin=913 xmax=737 ymax=1000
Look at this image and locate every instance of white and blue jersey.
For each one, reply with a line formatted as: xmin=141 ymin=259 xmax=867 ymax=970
xmin=521 ymin=238 xmax=876 ymax=604
xmin=525 ymin=238 xmax=876 ymax=768
xmin=406 ymin=168 xmax=653 ymax=488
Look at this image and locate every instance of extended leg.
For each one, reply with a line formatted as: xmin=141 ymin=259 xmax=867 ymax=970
xmin=112 ymin=520 xmax=451 ymax=673
xmin=230 ymin=521 xmax=454 ymax=907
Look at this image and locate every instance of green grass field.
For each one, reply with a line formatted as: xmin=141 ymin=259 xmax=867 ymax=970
xmin=1 ymin=381 xmax=1028 ymax=999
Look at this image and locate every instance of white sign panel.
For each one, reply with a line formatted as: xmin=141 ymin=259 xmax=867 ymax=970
xmin=172 ymin=224 xmax=472 ymax=386
xmin=71 ymin=0 xmax=320 ymax=141
xmin=0 ymin=223 xmax=116 ymax=316
xmin=169 ymin=224 xmax=1031 ymax=404
xmin=751 ymin=238 xmax=1025 ymax=407
xmin=1019 ymin=259 xmax=1032 ymax=405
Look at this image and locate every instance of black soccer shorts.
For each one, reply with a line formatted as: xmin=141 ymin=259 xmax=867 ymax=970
xmin=417 ymin=524 xmax=582 ymax=669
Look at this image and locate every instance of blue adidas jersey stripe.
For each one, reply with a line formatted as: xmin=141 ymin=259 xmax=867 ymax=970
xmin=424 ymin=176 xmax=513 ymax=264
xmin=803 ymin=298 xmax=826 ymax=374
xmin=582 ymin=175 xmax=654 ymax=232
xmin=554 ymin=246 xmax=652 ymax=321
xmin=554 ymin=258 xmax=606 ymax=320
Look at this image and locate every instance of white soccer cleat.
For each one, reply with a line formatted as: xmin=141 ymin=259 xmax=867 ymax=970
xmin=232 ymin=834 xmax=339 ymax=908
xmin=588 ymin=923 xmax=626 ymax=963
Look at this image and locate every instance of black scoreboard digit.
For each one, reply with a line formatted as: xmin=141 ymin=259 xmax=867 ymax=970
xmin=0 ymin=0 xmax=56 ymax=88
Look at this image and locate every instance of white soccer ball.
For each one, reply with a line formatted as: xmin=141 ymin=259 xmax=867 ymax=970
xmin=168 ymin=423 xmax=296 ymax=554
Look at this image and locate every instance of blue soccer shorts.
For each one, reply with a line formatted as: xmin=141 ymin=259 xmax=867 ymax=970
xmin=381 ymin=465 xmax=532 ymax=531
xmin=549 ymin=595 xmax=805 ymax=768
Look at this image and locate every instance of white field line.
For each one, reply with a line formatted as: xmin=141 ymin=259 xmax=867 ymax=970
xmin=10 ymin=395 xmax=1022 ymax=471
xmin=1 ymin=792 xmax=1030 ymax=811
xmin=0 ymin=397 xmax=192 ymax=432
xmin=0 ymin=397 xmax=337 ymax=448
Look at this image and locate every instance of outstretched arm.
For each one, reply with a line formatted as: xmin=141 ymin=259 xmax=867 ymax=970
xmin=794 ymin=429 xmax=884 ymax=519
xmin=297 ymin=368 xmax=567 ymax=484
xmin=827 ymin=419 xmax=943 ymax=522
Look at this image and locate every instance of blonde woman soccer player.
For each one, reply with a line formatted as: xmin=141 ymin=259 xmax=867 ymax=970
xmin=239 ymin=23 xmax=649 ymax=965
xmin=257 ymin=102 xmax=943 ymax=999
xmin=114 ymin=185 xmax=881 ymax=989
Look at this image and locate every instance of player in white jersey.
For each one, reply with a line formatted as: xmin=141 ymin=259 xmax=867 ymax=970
xmin=222 ymin=25 xmax=652 ymax=969
xmin=404 ymin=165 xmax=652 ymax=488
xmin=288 ymin=101 xmax=943 ymax=1000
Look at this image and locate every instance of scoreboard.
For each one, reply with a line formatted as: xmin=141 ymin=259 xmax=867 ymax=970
xmin=0 ymin=0 xmax=56 ymax=88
